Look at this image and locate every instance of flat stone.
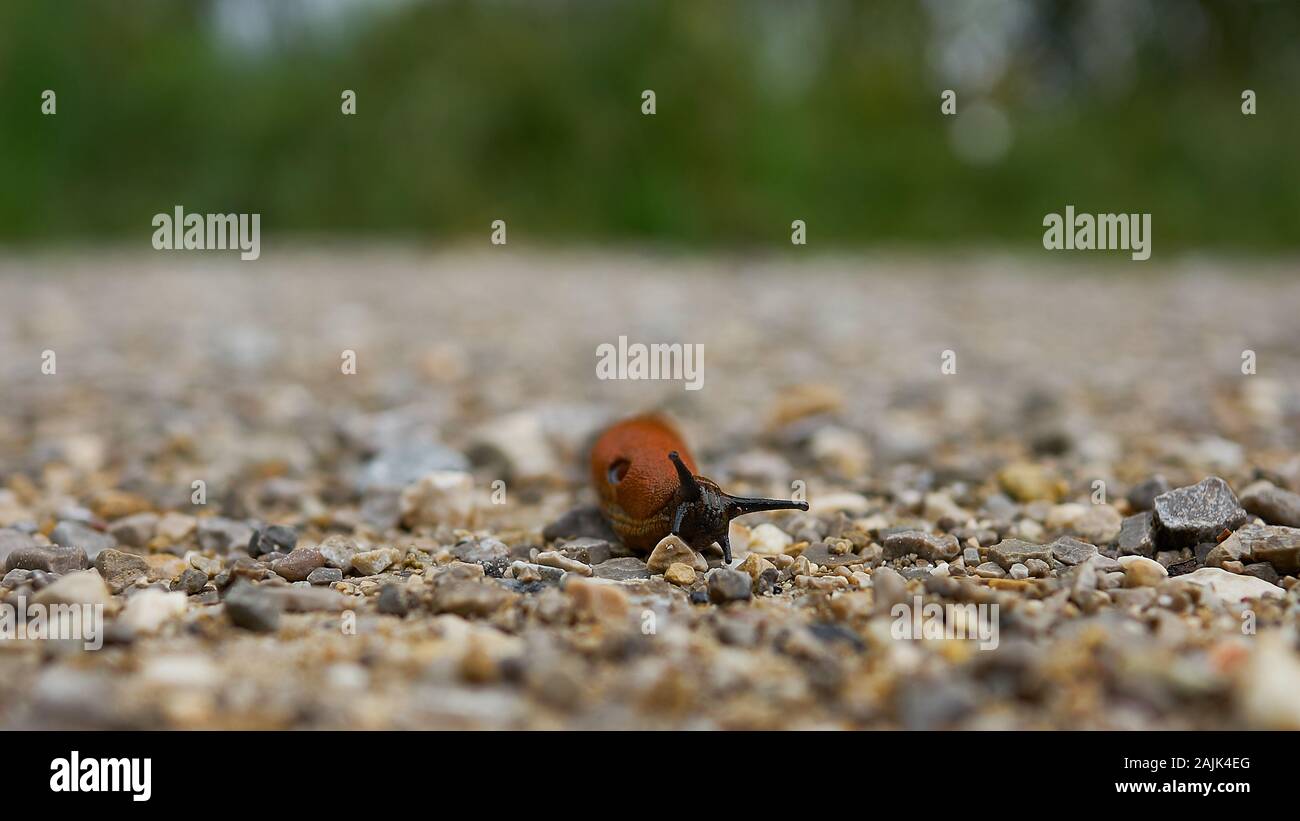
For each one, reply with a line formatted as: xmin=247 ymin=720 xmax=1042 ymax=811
xmin=452 ymin=538 xmax=510 ymax=565
xmin=306 ymin=566 xmax=343 ymax=586
xmin=50 ymin=521 xmax=117 ymax=562
xmin=1152 ymin=477 xmax=1247 ymax=551
xmin=270 ymin=547 xmax=326 ymax=582
xmin=556 ymin=537 xmax=612 ymax=566
xmin=1049 ymin=536 xmax=1098 ymax=565
xmin=1241 ymin=482 xmax=1300 ymax=528
xmin=989 ymin=538 xmax=1052 ymax=570
xmin=1180 ymin=566 xmax=1284 ymax=603
xmin=974 ymin=561 xmax=1007 ymax=579
xmin=882 ymin=530 xmax=960 ymax=562
xmin=1243 ymin=562 xmax=1281 ymax=586
xmin=93 ymin=548 xmax=150 ymax=593
xmin=4 ymin=545 xmax=88 ymax=575
xmin=535 ymin=550 xmax=592 ymax=576
xmin=377 ymin=584 xmax=408 ymax=615
xmin=707 ymin=568 xmax=752 ymax=603
xmin=591 ymin=557 xmax=650 ymax=581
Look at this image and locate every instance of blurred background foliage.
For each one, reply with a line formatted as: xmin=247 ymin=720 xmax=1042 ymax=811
xmin=0 ymin=0 xmax=1296 ymax=251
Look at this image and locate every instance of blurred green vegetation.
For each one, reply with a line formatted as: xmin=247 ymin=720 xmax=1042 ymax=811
xmin=0 ymin=0 xmax=1297 ymax=251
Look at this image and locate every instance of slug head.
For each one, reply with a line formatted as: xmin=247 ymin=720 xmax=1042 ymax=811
xmin=666 ymin=451 xmax=809 ymax=563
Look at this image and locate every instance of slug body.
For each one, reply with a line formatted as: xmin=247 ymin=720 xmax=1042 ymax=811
xmin=590 ymin=416 xmax=808 ymax=563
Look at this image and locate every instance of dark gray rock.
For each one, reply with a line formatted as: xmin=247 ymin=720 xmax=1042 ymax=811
xmin=1117 ymin=511 xmax=1155 ymax=557
xmin=1152 ymin=477 xmax=1247 ymax=551
xmin=707 ymin=568 xmax=753 ymax=603
xmin=224 ymin=582 xmax=281 ymax=632
xmin=1242 ymin=562 xmax=1281 ymax=586
xmin=377 ymin=584 xmax=409 ymax=615
xmin=1241 ymin=483 xmax=1300 ymax=528
xmin=107 ymin=513 xmax=158 ymax=549
xmin=50 ymin=521 xmax=116 ymax=562
xmin=306 ymin=566 xmax=343 ymax=586
xmin=4 ymin=545 xmax=87 ymax=574
xmin=249 ymin=524 xmax=298 ymax=556
xmin=173 ymin=568 xmax=208 ymax=595
xmin=882 ymin=530 xmax=960 ymax=562
xmin=1126 ymin=475 xmax=1170 ymax=512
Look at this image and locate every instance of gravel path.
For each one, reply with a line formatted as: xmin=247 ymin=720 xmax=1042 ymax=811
xmin=1 ymin=250 xmax=1299 ymax=729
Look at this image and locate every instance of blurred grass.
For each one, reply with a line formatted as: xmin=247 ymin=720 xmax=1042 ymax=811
xmin=0 ymin=0 xmax=1297 ymax=251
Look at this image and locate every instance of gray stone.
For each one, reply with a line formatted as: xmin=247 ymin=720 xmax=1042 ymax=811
xmin=452 ymin=538 xmax=511 ymax=565
xmin=988 ymin=538 xmax=1052 ymax=570
xmin=107 ymin=513 xmax=158 ymax=549
xmin=306 ymin=566 xmax=343 ymax=586
xmin=1049 ymin=536 xmax=1098 ymax=565
xmin=1152 ymin=477 xmax=1247 ymax=551
xmin=4 ymin=545 xmax=88 ymax=574
xmin=1126 ymin=475 xmax=1170 ymax=512
xmin=173 ymin=567 xmax=208 ymax=595
xmin=249 ymin=524 xmax=298 ymax=555
xmin=707 ymin=568 xmax=753 ymax=604
xmin=50 ymin=521 xmax=117 ymax=562
xmin=1117 ymin=512 xmax=1155 ymax=557
xmin=871 ymin=566 xmax=908 ymax=612
xmin=1242 ymin=562 xmax=1281 ymax=586
xmin=1241 ymin=483 xmax=1300 ymax=528
xmin=377 ymin=584 xmax=409 ymax=615
xmin=1206 ymin=522 xmax=1300 ymax=574
xmin=318 ymin=535 xmax=359 ymax=570
xmin=557 ymin=537 xmax=613 ymax=566
xmin=93 ymin=548 xmax=150 ymax=593
xmin=974 ymin=561 xmax=1007 ymax=579
xmin=197 ymin=517 xmax=255 ymax=553
xmin=882 ymin=530 xmax=960 ymax=562
xmin=224 ymin=582 xmax=281 ymax=632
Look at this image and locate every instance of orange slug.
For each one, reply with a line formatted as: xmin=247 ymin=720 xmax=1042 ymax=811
xmin=590 ymin=415 xmax=808 ymax=563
